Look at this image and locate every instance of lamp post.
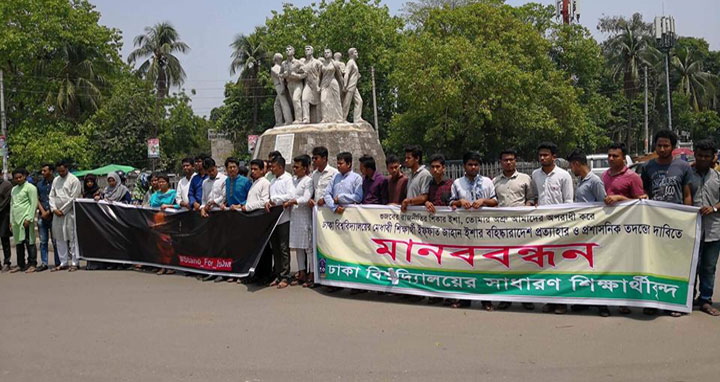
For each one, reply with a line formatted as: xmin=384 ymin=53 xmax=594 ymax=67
xmin=655 ymin=16 xmax=676 ymax=132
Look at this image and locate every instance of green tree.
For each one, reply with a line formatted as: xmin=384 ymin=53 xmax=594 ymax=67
xmin=387 ymin=2 xmax=598 ymax=159
xmin=671 ymin=47 xmax=717 ymax=111
xmin=229 ymin=29 xmax=268 ymax=132
xmin=599 ymin=13 xmax=658 ymax=149
xmin=127 ymin=22 xmax=190 ymax=98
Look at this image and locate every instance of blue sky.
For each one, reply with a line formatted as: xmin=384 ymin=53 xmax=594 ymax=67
xmin=91 ymin=0 xmax=720 ymax=117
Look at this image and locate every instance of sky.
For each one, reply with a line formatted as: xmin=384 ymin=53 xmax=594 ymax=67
xmin=91 ymin=0 xmax=720 ymax=118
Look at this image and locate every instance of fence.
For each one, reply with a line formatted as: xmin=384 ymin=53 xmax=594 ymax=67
xmin=444 ymin=161 xmax=540 ymax=180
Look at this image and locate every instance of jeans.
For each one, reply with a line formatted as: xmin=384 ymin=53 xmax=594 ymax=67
xmin=38 ymin=216 xmax=59 ymax=266
xmin=697 ymin=240 xmax=720 ymax=303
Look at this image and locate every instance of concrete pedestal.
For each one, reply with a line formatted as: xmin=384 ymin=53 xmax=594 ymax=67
xmin=252 ymin=121 xmax=386 ymax=173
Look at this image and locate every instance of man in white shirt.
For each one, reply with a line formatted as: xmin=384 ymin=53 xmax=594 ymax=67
xmin=309 ymin=146 xmax=338 ymax=206
xmin=531 ymin=142 xmax=573 ymax=315
xmin=175 ymin=157 xmax=195 ymax=209
xmin=531 ymin=142 xmax=574 ymax=206
xmin=200 ymin=158 xmax=227 ymax=218
xmin=239 ymin=159 xmax=273 ymax=284
xmin=265 ymin=156 xmax=295 ymax=288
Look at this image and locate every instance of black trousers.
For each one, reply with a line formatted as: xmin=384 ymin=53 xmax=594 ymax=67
xmin=254 ymin=243 xmax=273 ymax=281
xmin=16 ymin=226 xmax=37 ymax=269
xmin=269 ymin=222 xmax=290 ymax=281
xmin=1 ymin=236 xmax=10 ymax=265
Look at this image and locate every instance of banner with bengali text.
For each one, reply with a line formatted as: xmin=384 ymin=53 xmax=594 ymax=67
xmin=313 ymin=201 xmax=701 ymax=312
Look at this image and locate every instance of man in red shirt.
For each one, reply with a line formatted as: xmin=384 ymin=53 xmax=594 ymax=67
xmin=602 ymin=142 xmax=646 ymax=316
xmin=603 ymin=142 xmax=646 ymax=204
xmin=386 ymin=155 xmax=408 ymax=205
xmin=424 ymin=154 xmax=452 ymax=213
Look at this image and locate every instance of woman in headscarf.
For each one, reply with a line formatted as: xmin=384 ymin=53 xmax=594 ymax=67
xmin=97 ymin=172 xmax=131 ymax=204
xmin=82 ymin=174 xmax=100 ymax=199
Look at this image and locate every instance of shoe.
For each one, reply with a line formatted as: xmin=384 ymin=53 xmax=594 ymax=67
xmin=35 ymin=264 xmax=48 ymax=272
xmin=598 ymin=306 xmax=611 ymax=317
xmin=571 ymin=304 xmax=589 ymax=312
xmin=542 ymin=303 xmax=555 ymax=313
xmin=618 ymin=306 xmax=631 ymax=314
xmin=522 ymin=302 xmax=535 ymax=310
xmin=1 ymin=264 xmax=9 ymax=272
xmin=642 ymin=308 xmax=657 ymax=315
xmin=9 ymin=266 xmax=22 ymax=273
xmin=214 ymin=276 xmax=226 ymax=283
xmin=496 ymin=301 xmax=511 ymax=310
xmin=554 ymin=304 xmax=568 ymax=314
xmin=25 ymin=266 xmax=37 ymax=273
xmin=202 ymin=275 xmax=216 ymax=282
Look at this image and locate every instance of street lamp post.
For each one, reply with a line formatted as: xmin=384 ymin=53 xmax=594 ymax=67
xmin=655 ymin=16 xmax=676 ymax=132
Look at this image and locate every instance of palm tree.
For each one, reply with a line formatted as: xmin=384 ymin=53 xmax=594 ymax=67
xmin=672 ymin=47 xmax=718 ymax=111
xmin=229 ymin=30 xmax=267 ymax=131
xmin=128 ymin=22 xmax=190 ymax=98
xmin=600 ymin=13 xmax=658 ymax=150
xmin=44 ymin=43 xmax=108 ymax=120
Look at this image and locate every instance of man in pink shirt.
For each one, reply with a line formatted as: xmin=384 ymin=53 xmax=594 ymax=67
xmin=603 ymin=142 xmax=646 ymax=204
xmin=602 ymin=142 xmax=646 ymax=316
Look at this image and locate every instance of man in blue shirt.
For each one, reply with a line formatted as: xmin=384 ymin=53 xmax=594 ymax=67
xmin=318 ymin=152 xmax=362 ymax=214
xmin=188 ymin=154 xmax=209 ymax=211
xmin=35 ymin=163 xmax=58 ymax=271
xmin=224 ymin=157 xmax=252 ymax=209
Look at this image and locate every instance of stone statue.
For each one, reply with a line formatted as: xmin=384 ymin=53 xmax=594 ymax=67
xmin=342 ymin=48 xmax=364 ymax=123
xmin=319 ymin=48 xmax=345 ymax=123
xmin=333 ymin=52 xmax=346 ymax=76
xmin=271 ymin=53 xmax=293 ymax=126
xmin=299 ymin=45 xmax=323 ymax=123
xmin=280 ymin=45 xmax=304 ymax=124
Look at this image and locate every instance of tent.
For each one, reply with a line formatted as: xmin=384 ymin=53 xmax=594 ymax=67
xmin=73 ymin=164 xmax=137 ymax=177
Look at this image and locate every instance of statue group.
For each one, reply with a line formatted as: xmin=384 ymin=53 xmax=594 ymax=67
xmin=271 ymin=45 xmax=364 ymax=126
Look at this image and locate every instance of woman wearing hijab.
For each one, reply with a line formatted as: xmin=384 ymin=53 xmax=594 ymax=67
xmin=97 ymin=172 xmax=131 ymax=204
xmin=82 ymin=174 xmax=100 ymax=199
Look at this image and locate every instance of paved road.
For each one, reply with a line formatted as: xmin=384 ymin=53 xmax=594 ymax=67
xmin=1 ymin=257 xmax=719 ymax=382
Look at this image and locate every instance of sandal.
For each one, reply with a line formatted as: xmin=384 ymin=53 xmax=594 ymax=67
xmin=449 ymin=299 xmax=471 ymax=309
xmin=68 ymin=266 xmax=78 ymax=272
xmin=277 ymin=280 xmax=289 ymax=289
xmin=700 ymin=302 xmax=720 ymax=316
xmin=668 ymin=310 xmax=683 ymax=317
xmin=51 ymin=265 xmax=68 ymax=272
xmin=157 ymin=268 xmax=166 ymax=275
xmin=269 ymin=278 xmax=281 ymax=287
xmin=618 ymin=306 xmax=632 ymax=314
xmin=481 ymin=301 xmax=494 ymax=311
xmin=165 ymin=269 xmax=175 ymax=275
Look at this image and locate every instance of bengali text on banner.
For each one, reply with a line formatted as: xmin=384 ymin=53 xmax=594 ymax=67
xmin=313 ymin=200 xmax=701 ymax=312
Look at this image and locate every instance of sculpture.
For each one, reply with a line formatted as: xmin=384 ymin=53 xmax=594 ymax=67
xmin=333 ymin=52 xmax=346 ymax=76
xmin=280 ymin=45 xmax=304 ymax=124
xmin=342 ymin=48 xmax=364 ymax=123
xmin=299 ymin=45 xmax=323 ymax=123
xmin=271 ymin=52 xmax=293 ymax=126
xmin=319 ymin=48 xmax=345 ymax=123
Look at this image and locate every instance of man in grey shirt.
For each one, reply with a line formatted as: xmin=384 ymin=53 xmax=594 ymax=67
xmin=568 ymin=150 xmax=606 ymax=203
xmin=690 ymin=140 xmax=720 ymax=316
xmin=401 ymin=145 xmax=432 ymax=212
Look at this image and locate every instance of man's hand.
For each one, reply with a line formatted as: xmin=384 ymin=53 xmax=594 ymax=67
xmin=23 ymin=220 xmax=30 ymax=228
xmin=54 ymin=210 xmax=64 ymax=217
xmin=333 ymin=196 xmax=339 ymax=204
xmin=308 ymin=199 xmax=316 ymax=207
xmin=401 ymin=199 xmax=410 ymax=212
xmin=459 ymin=199 xmax=472 ymax=210
xmin=604 ymin=195 xmax=624 ymax=205
xmin=41 ymin=211 xmax=51 ymax=220
xmin=472 ymin=199 xmax=485 ymax=209
xmin=240 ymin=205 xmax=247 ymax=212
xmin=283 ymin=199 xmax=297 ymax=208
xmin=192 ymin=202 xmax=201 ymax=211
xmin=230 ymin=204 xmax=242 ymax=211
xmin=700 ymin=206 xmax=716 ymax=216
xmin=317 ymin=198 xmax=325 ymax=207
xmin=335 ymin=206 xmax=345 ymax=214
xmin=94 ymin=195 xmax=101 ymax=201
xmin=180 ymin=201 xmax=189 ymax=209
xmin=200 ymin=208 xmax=209 ymax=218
xmin=425 ymin=201 xmax=436 ymax=214
xmin=264 ymin=201 xmax=272 ymax=213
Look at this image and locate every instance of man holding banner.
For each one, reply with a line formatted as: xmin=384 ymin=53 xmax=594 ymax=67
xmin=267 ymin=156 xmax=295 ymax=288
xmin=690 ymin=139 xmax=720 ymax=316
xmin=641 ymin=130 xmax=693 ymax=317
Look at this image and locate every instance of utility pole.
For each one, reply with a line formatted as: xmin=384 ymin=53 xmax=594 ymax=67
xmin=644 ymin=65 xmax=649 ymax=153
xmin=371 ymin=66 xmax=379 ymax=131
xmin=655 ymin=16 xmax=676 ymax=132
xmin=0 ymin=70 xmax=7 ymax=180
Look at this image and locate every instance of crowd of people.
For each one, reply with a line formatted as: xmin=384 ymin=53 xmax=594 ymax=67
xmin=1 ymin=129 xmax=718 ymax=317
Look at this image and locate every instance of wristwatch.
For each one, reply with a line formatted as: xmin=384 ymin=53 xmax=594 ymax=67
xmin=714 ymin=206 xmax=718 ymax=213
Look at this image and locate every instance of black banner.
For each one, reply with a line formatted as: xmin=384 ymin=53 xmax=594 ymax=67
xmin=74 ymin=200 xmax=283 ymax=277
